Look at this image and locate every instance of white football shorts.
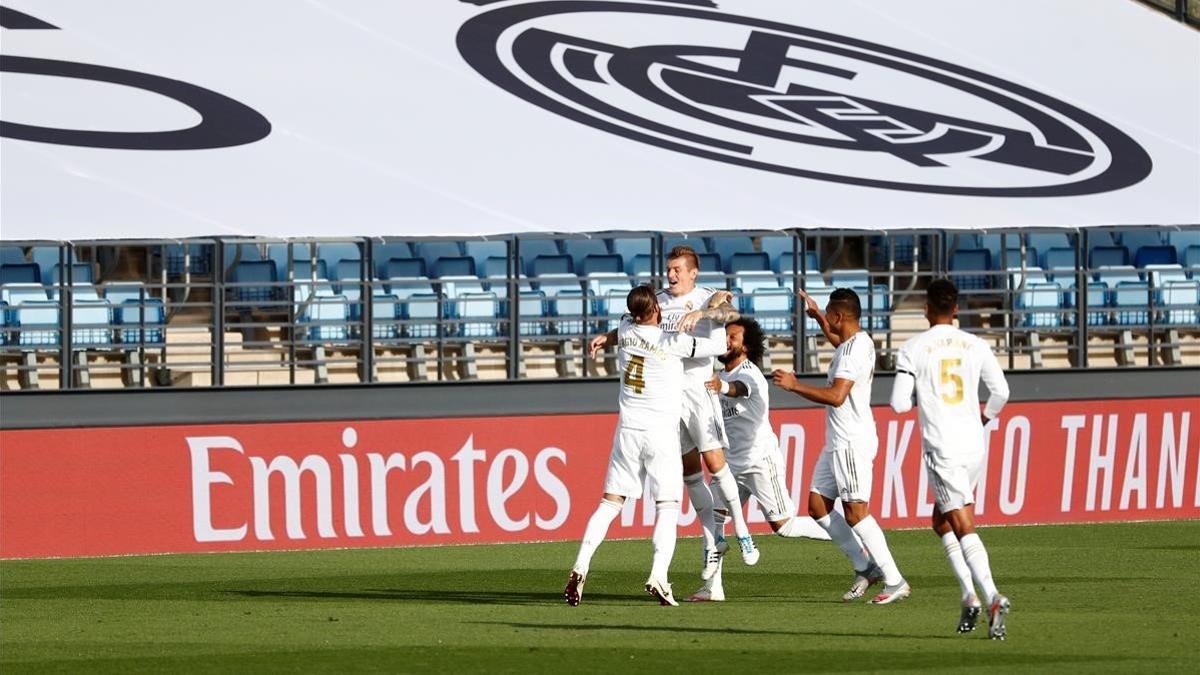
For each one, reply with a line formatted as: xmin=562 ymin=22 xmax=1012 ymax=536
xmin=923 ymin=448 xmax=983 ymax=512
xmin=679 ymin=385 xmax=728 ymax=455
xmin=604 ymin=425 xmax=683 ymax=502
xmin=810 ymin=437 xmax=878 ymax=503
xmin=733 ymin=451 xmax=795 ymax=522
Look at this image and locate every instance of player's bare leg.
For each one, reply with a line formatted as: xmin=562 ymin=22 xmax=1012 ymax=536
xmin=683 ymin=449 xmax=721 ymax=579
xmin=808 ymin=492 xmax=881 ymax=600
xmin=702 ymin=448 xmax=757 ymax=565
xmin=565 ymin=494 xmax=624 ymax=606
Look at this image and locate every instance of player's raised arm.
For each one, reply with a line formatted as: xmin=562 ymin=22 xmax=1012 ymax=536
xmin=797 ymin=289 xmax=843 ymax=347
xmin=704 ymin=372 xmax=750 ymax=398
xmin=890 ymin=348 xmax=916 ymax=414
xmin=979 ymin=342 xmax=1010 ymax=423
xmin=588 ymin=328 xmax=618 ymax=359
xmin=772 ymin=370 xmax=855 ymax=407
xmin=677 ymin=292 xmax=740 ymax=333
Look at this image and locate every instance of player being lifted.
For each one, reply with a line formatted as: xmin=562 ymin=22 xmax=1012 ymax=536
xmin=590 ymin=246 xmax=758 ymax=582
xmin=689 ymin=317 xmax=831 ymax=602
xmin=889 ymin=279 xmax=1011 ymax=638
xmin=773 ymin=288 xmax=911 ymax=604
xmin=566 ymin=284 xmax=732 ymax=607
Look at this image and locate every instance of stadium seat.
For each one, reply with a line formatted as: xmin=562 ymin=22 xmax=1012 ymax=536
xmin=855 ymin=285 xmax=891 ymax=331
xmin=1144 ymin=264 xmax=1188 ymax=289
xmin=706 ymin=236 xmax=756 ymax=259
xmin=223 ymin=243 xmax=264 ymax=274
xmin=456 ymin=291 xmax=502 ymax=338
xmin=733 ymin=271 xmax=780 ymax=311
xmin=998 ymin=248 xmax=1038 ymax=270
xmin=15 ymin=301 xmax=61 ymax=348
xmin=388 ymin=280 xmax=441 ymax=339
xmin=30 ymin=247 xmax=75 ymax=283
xmin=1089 ymin=245 xmax=1129 ymax=269
xmin=1027 ymin=232 xmax=1071 ymax=253
xmin=803 ymin=284 xmax=833 ymax=332
xmin=432 ymin=256 xmax=476 ymax=279
xmin=734 ymin=271 xmax=790 ymax=331
xmin=374 ymin=242 xmax=414 ymax=279
xmin=1169 ymin=230 xmax=1199 ymax=262
xmin=464 ymin=240 xmax=507 ymax=277
xmin=370 ymin=293 xmax=401 ymax=341
xmin=1006 ymin=266 xmax=1049 ymax=290
xmin=1 ymin=283 xmax=50 ymax=306
xmin=1183 ymin=245 xmax=1200 ymax=274
xmin=1 ymin=246 xmax=26 ymax=266
xmin=776 ymin=251 xmax=821 ymax=279
xmin=1096 ymin=265 xmax=1141 ymax=288
xmin=663 ymin=237 xmax=708 ymax=255
xmin=586 ymin=273 xmax=632 ymax=319
xmin=414 ymin=241 xmax=463 ymax=274
xmin=1161 ymin=280 xmax=1200 ymax=326
xmin=1113 ymin=281 xmax=1149 ymax=326
xmin=610 ymin=237 xmax=652 ymax=272
xmin=115 ymin=297 xmax=166 ymax=346
xmin=530 ymin=255 xmax=573 ymax=277
xmin=1 ymin=263 xmax=41 ymax=285
xmin=562 ymin=239 xmax=610 ymax=272
xmin=267 ymin=243 xmax=317 ymax=281
xmin=292 ymin=259 xmax=328 ymax=283
xmin=70 ymin=301 xmax=114 ymax=348
xmin=628 ymin=254 xmax=653 ymax=282
xmin=1016 ymin=282 xmax=1063 ymax=328
xmin=579 ymin=254 xmax=623 ymax=276
xmin=384 ymin=257 xmax=427 ymax=282
xmin=1064 ymin=280 xmax=1109 ymax=327
xmin=759 ymin=236 xmax=796 ymax=267
xmin=1133 ymin=245 xmax=1177 ymax=268
xmin=229 ymin=260 xmax=280 ymax=309
xmin=517 ymin=240 xmax=562 ymax=274
xmin=727 ymin=252 xmax=770 ymax=275
xmin=48 ymin=262 xmax=96 ymax=286
xmin=103 ymin=281 xmax=153 ymax=306
xmin=949 ymin=249 xmax=992 ymax=290
xmin=160 ymin=243 xmax=213 ymax=277
xmin=1117 ymin=229 xmax=1166 ymax=254
xmin=830 ymin=269 xmax=870 ymax=290
xmin=536 ymin=274 xmax=585 ymax=335
xmin=1042 ymin=247 xmax=1077 ymax=276
xmin=299 ymin=293 xmax=351 ymax=343
xmin=51 ymin=282 xmax=102 ymax=303
xmin=596 ymin=287 xmax=629 ymax=332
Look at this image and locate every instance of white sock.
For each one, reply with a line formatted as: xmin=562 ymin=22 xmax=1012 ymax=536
xmin=852 ymin=515 xmax=903 ymax=586
xmin=776 ymin=517 xmax=832 ymax=540
xmin=710 ymin=466 xmax=750 ymax=539
xmin=685 ymin=472 xmax=717 ymax=551
xmin=960 ymin=532 xmax=999 ymax=603
xmin=650 ymin=502 xmax=680 ymax=581
xmin=573 ymin=499 xmax=621 ymax=575
xmin=707 ymin=509 xmax=729 ymax=591
xmin=941 ymin=531 xmax=975 ymax=600
xmin=816 ymin=511 xmax=871 ymax=571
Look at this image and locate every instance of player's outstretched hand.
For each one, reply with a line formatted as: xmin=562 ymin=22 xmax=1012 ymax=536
xmin=588 ymin=334 xmax=609 ymax=359
xmin=704 ymin=373 xmax=721 ymax=393
xmin=772 ymin=369 xmax=798 ymax=391
xmin=678 ymin=309 xmax=703 ymax=333
xmin=797 ymin=289 xmax=822 ymax=320
xmin=707 ymin=290 xmax=734 ymax=308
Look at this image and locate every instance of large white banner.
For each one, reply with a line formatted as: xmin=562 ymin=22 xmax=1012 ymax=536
xmin=1 ymin=0 xmax=1197 ymax=240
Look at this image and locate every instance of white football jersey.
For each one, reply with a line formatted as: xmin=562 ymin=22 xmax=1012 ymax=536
xmin=717 ymin=360 xmax=777 ymax=473
xmin=656 ymin=286 xmax=719 ymax=385
xmin=616 ymin=316 xmax=724 ymax=430
xmin=825 ymin=331 xmax=877 ymax=449
xmin=894 ymin=324 xmax=1009 ymax=456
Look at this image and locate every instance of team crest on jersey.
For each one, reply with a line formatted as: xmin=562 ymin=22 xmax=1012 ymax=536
xmin=456 ymin=0 xmax=1151 ymax=196
xmin=685 ymin=301 xmax=694 ymax=311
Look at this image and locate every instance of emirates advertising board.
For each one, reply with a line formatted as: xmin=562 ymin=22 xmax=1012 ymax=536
xmin=1 ymin=397 xmax=1197 ymax=559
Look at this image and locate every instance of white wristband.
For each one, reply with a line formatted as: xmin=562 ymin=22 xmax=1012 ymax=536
xmin=719 ymin=380 xmax=731 ymax=395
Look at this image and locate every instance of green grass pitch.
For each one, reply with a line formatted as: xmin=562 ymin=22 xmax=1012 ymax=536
xmin=2 ymin=520 xmax=1197 ymax=673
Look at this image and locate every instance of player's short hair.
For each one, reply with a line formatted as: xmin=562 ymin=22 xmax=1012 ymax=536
xmin=827 ymin=287 xmax=862 ymax=320
xmin=926 ymin=278 xmax=959 ymax=315
xmin=626 ymin=284 xmax=658 ymax=322
xmin=667 ymin=245 xmax=700 ymax=270
xmin=729 ymin=317 xmax=765 ymax=366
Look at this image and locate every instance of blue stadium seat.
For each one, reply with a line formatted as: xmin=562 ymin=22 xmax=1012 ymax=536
xmin=267 ymin=243 xmax=316 ymax=281
xmin=596 ymin=287 xmax=629 ymax=332
xmin=735 ymin=271 xmax=790 ymax=331
xmin=1113 ymin=281 xmax=1149 ymax=326
xmin=517 ymin=240 xmax=562 ymax=274
xmin=15 ymin=301 xmax=60 ymax=348
xmin=1016 ymin=282 xmax=1063 ymax=328
xmin=384 ymin=257 xmax=426 ymax=281
xmin=1145 ymin=264 xmax=1188 ymax=289
xmin=1 ymin=246 xmax=26 ymax=266
xmin=433 ymin=256 xmax=477 ymax=279
xmin=580 ymin=254 xmax=623 ymax=276
xmin=588 ymin=274 xmax=632 ymax=330
xmin=733 ymin=271 xmax=780 ymax=311
xmin=224 ymin=243 xmax=263 ymax=269
xmin=292 ymin=259 xmax=328 ymax=283
xmin=464 ymin=240 xmax=507 ymax=277
xmin=31 ymin=247 xmax=75 ymax=283
xmin=1134 ymin=245 xmax=1177 ymax=268
xmin=161 ymin=243 xmax=213 ymax=276
xmin=663 ymin=237 xmax=708 ymax=255
xmin=1064 ymin=280 xmax=1109 ymax=327
xmin=695 ymin=252 xmax=726 ymax=288
xmin=536 ymin=274 xmax=584 ymax=335
xmin=727 ymin=252 xmax=770 ymax=274
xmin=321 ymin=243 xmax=362 ymax=277
xmin=1 ymin=263 xmax=41 ymax=285
xmin=456 ymin=291 xmax=502 ymax=338
xmin=950 ymin=249 xmax=992 ymax=290
xmin=299 ymin=293 xmax=351 ymax=343
xmin=370 ymin=293 xmax=401 ymax=341
xmin=230 ymin=260 xmax=279 ymax=308
xmin=1089 ymin=246 xmax=1129 ymax=269
xmin=1169 ymin=230 xmax=1199 ymax=263
xmin=1161 ymin=280 xmax=1200 ymax=326
xmin=1117 ymin=229 xmax=1166 ymax=254
xmin=1184 ymin=245 xmax=1200 ymax=274
xmin=414 ymin=241 xmax=463 ymax=273
xmin=1 ymin=283 xmax=50 ymax=306
xmin=707 ymin=236 xmax=756 ymax=259
xmin=629 ymin=254 xmax=653 ymax=282
xmin=758 ymin=236 xmax=796 ymax=267
xmin=71 ymin=301 xmax=114 ymax=348
xmin=776 ymin=251 xmax=821 ymax=275
xmin=1006 ymin=266 xmax=1049 ymax=290
xmin=1042 ymin=247 xmax=1077 ymax=275
xmin=696 ymin=252 xmax=723 ymax=273
xmin=51 ymin=282 xmax=102 ymax=303
xmin=803 ymin=283 xmax=833 ymax=332
xmin=830 ymin=269 xmax=870 ymax=290
xmin=389 ymin=281 xmax=441 ymax=338
xmin=374 ymin=242 xmax=414 ymax=279
xmin=562 ymin=239 xmax=610 ymax=272
xmin=611 ymin=238 xmax=652 ymax=272
xmin=855 ymin=285 xmax=891 ymax=331
xmin=481 ymin=256 xmax=515 ymax=282
xmin=998 ymin=248 xmax=1038 ymax=270
xmin=1096 ymin=265 xmax=1140 ymax=288
xmin=115 ymin=297 xmax=166 ymax=346
xmin=530 ymin=255 xmax=573 ymax=277
xmin=1027 ymin=232 xmax=1071 ymax=253
xmin=869 ymin=234 xmax=917 ymax=265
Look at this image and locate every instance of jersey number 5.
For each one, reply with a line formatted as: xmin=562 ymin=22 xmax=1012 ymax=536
xmin=624 ymin=355 xmax=647 ymax=394
xmin=939 ymin=358 xmax=964 ymax=404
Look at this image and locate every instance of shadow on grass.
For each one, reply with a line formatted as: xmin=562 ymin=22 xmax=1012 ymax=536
xmin=226 ymin=588 xmax=626 ymax=606
xmin=475 ymin=620 xmax=964 ymax=641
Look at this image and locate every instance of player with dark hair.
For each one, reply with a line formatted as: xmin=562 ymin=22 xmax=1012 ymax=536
xmin=590 ymin=245 xmax=759 ymax=586
xmin=773 ymin=287 xmax=911 ymax=604
xmin=691 ymin=317 xmax=831 ymax=601
xmin=890 ymin=278 xmax=1011 ymax=637
xmin=567 ymin=285 xmax=736 ymax=607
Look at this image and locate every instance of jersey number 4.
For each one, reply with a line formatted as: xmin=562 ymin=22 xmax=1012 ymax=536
xmin=624 ymin=355 xmax=647 ymax=394
xmin=939 ymin=358 xmax=964 ymax=404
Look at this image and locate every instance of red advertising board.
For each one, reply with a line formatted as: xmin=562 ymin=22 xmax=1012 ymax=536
xmin=1 ymin=397 xmax=1197 ymax=559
